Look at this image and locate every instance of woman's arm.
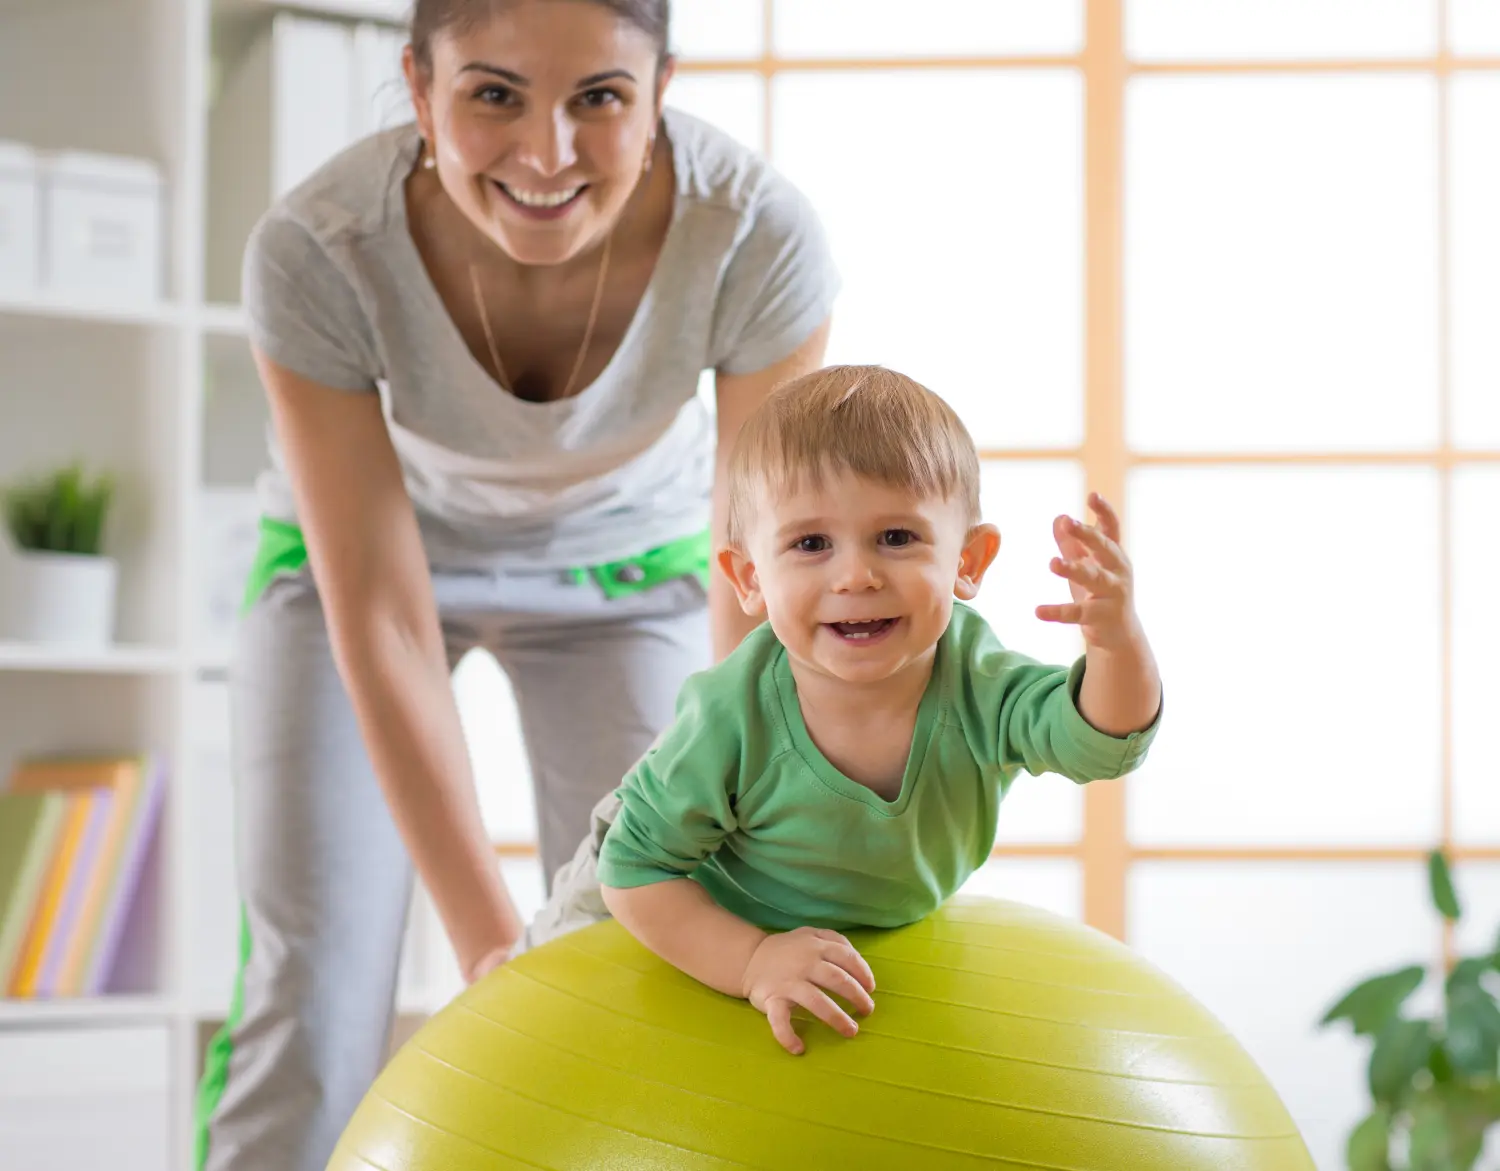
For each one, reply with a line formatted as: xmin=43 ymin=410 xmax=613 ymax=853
xmin=709 ymin=318 xmax=832 ymax=661
xmin=255 ymin=350 xmax=524 ymax=979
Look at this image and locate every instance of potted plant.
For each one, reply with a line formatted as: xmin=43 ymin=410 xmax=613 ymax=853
xmin=0 ymin=461 xmax=119 ymax=647
xmin=1319 ymin=848 xmax=1500 ymax=1170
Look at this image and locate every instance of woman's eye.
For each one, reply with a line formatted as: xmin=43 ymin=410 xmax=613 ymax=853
xmin=577 ymin=87 xmax=623 ymax=109
xmin=795 ymin=535 xmax=830 ymax=554
xmin=476 ymin=85 xmax=518 ymax=106
xmin=881 ymin=529 xmax=917 ymax=548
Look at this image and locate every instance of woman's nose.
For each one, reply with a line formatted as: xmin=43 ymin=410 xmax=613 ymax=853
xmin=511 ymin=108 xmax=578 ymax=177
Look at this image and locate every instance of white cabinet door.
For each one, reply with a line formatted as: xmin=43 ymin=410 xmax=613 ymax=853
xmin=0 ymin=1026 xmax=170 ymax=1171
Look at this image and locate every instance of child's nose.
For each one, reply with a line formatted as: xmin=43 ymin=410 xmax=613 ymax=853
xmin=831 ymin=552 xmax=882 ymax=591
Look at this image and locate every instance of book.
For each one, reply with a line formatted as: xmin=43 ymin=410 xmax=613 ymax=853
xmin=0 ymin=791 xmax=70 ymax=988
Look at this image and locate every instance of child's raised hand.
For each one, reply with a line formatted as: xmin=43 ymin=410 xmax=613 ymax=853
xmin=1037 ymin=491 xmax=1143 ymax=652
xmin=740 ymin=927 xmax=876 ymax=1055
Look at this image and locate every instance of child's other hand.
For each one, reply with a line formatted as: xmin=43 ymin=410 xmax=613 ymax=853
xmin=741 ymin=927 xmax=876 ymax=1055
xmin=1037 ymin=491 xmax=1144 ymax=652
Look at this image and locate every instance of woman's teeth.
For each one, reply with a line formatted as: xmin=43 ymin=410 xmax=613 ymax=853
xmin=500 ymin=183 xmax=583 ymax=208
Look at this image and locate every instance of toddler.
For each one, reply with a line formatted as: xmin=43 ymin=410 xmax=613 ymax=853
xmin=516 ymin=364 xmax=1163 ymax=1055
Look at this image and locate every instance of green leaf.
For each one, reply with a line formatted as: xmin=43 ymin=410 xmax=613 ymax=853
xmin=1445 ymin=980 xmax=1500 ymax=1078
xmin=1322 ymin=965 xmax=1428 ymax=1036
xmin=1429 ymin=849 xmax=1462 ymax=921
xmin=1408 ymin=1102 xmax=1456 ymax=1171
xmin=1346 ymin=1108 xmax=1393 ymax=1171
xmin=1369 ymin=1017 xmax=1435 ymax=1104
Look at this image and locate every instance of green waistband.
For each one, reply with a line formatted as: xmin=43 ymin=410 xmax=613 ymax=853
xmin=241 ymin=518 xmax=711 ymax=613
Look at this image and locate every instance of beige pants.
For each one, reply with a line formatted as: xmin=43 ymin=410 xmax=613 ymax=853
xmin=513 ymin=789 xmax=626 ymax=956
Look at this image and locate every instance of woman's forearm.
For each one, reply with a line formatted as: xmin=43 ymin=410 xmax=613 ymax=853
xmin=332 ymin=616 xmax=525 ymax=975
xmin=602 ymin=878 xmax=766 ymax=996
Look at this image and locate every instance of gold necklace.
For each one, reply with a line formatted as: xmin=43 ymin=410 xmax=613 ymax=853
xmin=468 ymin=229 xmax=614 ymax=402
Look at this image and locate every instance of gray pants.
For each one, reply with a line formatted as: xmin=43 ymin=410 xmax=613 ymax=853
xmin=195 ymin=562 xmax=710 ymax=1171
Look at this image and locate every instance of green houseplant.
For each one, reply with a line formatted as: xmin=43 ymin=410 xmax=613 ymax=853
xmin=0 ymin=462 xmax=120 ymax=647
xmin=1319 ymin=849 xmax=1500 ymax=1170
xmin=2 ymin=462 xmax=114 ymax=556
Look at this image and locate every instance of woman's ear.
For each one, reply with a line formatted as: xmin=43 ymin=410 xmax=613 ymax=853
xmin=954 ymin=523 xmax=1001 ymax=602
xmin=403 ymin=45 xmax=436 ymax=146
xmin=717 ymin=546 xmax=766 ymax=616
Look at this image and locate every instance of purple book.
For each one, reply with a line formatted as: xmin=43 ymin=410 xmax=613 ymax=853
xmin=84 ymin=758 xmax=166 ymax=996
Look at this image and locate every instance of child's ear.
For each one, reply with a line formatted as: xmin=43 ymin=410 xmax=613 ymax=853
xmin=954 ymin=522 xmax=1000 ymax=602
xmin=717 ymin=546 xmax=767 ymax=616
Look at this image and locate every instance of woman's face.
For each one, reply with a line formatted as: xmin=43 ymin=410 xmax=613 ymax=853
xmin=409 ymin=0 xmax=671 ymax=267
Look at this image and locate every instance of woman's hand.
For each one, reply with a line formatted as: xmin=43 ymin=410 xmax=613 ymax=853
xmin=462 ymin=941 xmax=515 ymax=984
xmin=740 ymin=927 xmax=876 ymax=1055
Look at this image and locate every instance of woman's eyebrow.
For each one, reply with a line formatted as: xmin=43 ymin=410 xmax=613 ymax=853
xmin=457 ymin=64 xmax=637 ymax=88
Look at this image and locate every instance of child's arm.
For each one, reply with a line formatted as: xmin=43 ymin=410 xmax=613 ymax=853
xmin=602 ymin=879 xmax=876 ymax=1056
xmin=1037 ymin=491 xmax=1162 ymax=736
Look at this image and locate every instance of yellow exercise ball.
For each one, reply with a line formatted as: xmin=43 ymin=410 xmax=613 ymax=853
xmin=329 ymin=896 xmax=1315 ymax=1170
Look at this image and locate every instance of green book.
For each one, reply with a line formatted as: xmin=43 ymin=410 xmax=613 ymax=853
xmin=0 ymin=790 xmax=69 ymax=989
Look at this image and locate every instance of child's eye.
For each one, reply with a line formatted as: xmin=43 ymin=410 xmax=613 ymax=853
xmin=880 ymin=529 xmax=918 ymax=547
xmin=794 ymin=535 xmax=830 ymax=554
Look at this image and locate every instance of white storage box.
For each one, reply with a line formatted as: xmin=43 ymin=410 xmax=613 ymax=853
xmin=0 ymin=1024 xmax=171 ymax=1171
xmin=0 ymin=139 xmax=40 ymax=297
xmin=41 ymin=150 xmax=164 ymax=304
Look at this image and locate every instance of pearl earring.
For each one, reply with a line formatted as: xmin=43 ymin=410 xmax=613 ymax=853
xmin=423 ymin=151 xmax=436 ymax=170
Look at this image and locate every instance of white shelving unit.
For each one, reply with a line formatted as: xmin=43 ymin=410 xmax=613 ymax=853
xmin=0 ymin=1 xmax=495 ymax=1167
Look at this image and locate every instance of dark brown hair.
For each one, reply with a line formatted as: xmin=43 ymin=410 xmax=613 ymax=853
xmin=410 ymin=0 xmax=672 ymax=77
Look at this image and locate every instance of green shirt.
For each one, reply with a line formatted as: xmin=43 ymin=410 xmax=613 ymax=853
xmin=596 ymin=603 xmax=1160 ymax=931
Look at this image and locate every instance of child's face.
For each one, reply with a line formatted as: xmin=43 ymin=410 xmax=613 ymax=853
xmin=719 ymin=470 xmax=1000 ymax=687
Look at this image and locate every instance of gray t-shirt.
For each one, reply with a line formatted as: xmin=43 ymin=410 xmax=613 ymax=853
xmin=243 ymin=108 xmax=840 ymax=571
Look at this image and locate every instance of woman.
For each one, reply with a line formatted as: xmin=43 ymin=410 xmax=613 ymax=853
xmin=193 ymin=1 xmax=836 ymax=1167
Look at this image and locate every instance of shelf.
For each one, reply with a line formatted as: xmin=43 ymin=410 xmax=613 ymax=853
xmin=0 ymin=995 xmax=176 ymax=1027
xmin=0 ymin=642 xmax=181 ymax=675
xmin=0 ymin=291 xmax=185 ymax=329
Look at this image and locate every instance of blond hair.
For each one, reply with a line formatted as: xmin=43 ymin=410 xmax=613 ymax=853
xmin=724 ymin=364 xmax=981 ymax=547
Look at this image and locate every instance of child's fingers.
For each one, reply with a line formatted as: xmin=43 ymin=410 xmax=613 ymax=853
xmin=1088 ymin=491 xmax=1122 ymax=542
xmin=1062 ymin=515 xmax=1129 ymax=573
xmin=1036 ymin=602 xmax=1084 ymax=624
xmin=816 ymin=961 xmax=875 ymax=1017
xmin=766 ymin=999 xmax=802 ymax=1055
xmin=1051 ymin=558 xmax=1125 ymax=599
xmin=799 ymin=985 xmax=861 ymax=1040
xmin=814 ymin=929 xmax=876 ymax=993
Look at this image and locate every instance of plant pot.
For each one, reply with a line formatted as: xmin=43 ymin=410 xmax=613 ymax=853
xmin=0 ymin=549 xmax=119 ymax=647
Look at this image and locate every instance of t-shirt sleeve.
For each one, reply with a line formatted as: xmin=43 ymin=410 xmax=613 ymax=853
xmin=241 ymin=211 xmax=380 ymax=393
xmin=709 ymin=168 xmax=841 ymax=376
xmin=961 ymin=618 xmax=1162 ymax=784
xmin=595 ymin=671 xmax=741 ymax=889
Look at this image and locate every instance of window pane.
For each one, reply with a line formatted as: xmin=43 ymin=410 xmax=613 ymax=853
xmin=773 ymin=0 xmax=1082 ymax=58
xmin=1453 ymin=468 xmax=1500 ymax=845
xmin=453 ymin=649 xmax=538 ymax=845
xmin=959 ymin=859 xmax=1081 ymax=921
xmin=1127 ymin=0 xmax=1437 ymax=60
xmin=1125 ymin=76 xmax=1440 ymax=453
xmin=1450 ymin=74 xmax=1500 ymax=449
xmin=970 ymin=462 xmax=1086 ymax=843
xmin=1129 ymin=862 xmax=1442 ymax=1171
xmin=773 ymin=71 xmax=1082 ymax=449
xmin=975 ymin=462 xmax=1086 ymax=669
xmin=672 ymin=0 xmax=764 ymax=60
xmin=666 ymin=73 xmax=765 ymax=155
xmin=1126 ymin=467 xmax=1442 ymax=846
xmin=1450 ymin=0 xmax=1500 ymax=53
